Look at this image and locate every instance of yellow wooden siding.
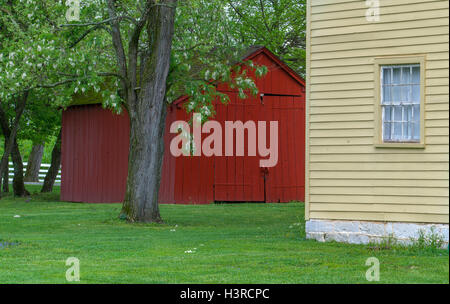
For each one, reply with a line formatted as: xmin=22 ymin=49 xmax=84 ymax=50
xmin=306 ymin=0 xmax=449 ymax=223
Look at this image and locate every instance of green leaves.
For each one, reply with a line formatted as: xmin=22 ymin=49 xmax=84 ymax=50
xmin=0 ymin=1 xmax=111 ymax=145
xmin=164 ymin=0 xmax=305 ymax=120
xmin=227 ymin=0 xmax=306 ymax=76
xmin=1 ymin=0 xmax=306 ymax=127
xmin=165 ymin=0 xmax=271 ymax=120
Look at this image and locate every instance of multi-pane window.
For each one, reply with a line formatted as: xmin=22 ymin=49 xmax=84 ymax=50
xmin=381 ymin=65 xmax=421 ymax=143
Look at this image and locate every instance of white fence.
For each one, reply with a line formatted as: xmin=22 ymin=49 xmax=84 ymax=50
xmin=8 ymin=162 xmax=61 ymax=184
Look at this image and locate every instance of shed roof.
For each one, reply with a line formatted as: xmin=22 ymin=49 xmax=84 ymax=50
xmin=243 ymin=46 xmax=305 ymax=87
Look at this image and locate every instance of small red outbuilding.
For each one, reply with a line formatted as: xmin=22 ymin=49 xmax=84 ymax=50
xmin=61 ymin=47 xmax=306 ymax=204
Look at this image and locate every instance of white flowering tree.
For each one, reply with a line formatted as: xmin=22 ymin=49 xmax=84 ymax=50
xmin=0 ymin=0 xmax=66 ymax=196
xmin=0 ymin=0 xmax=114 ymax=197
xmin=1 ymin=0 xmax=268 ymax=221
xmin=54 ymin=0 xmax=267 ymax=223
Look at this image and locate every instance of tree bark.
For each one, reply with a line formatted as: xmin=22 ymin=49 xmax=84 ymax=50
xmin=0 ymin=131 xmax=29 ymax=198
xmin=2 ymin=140 xmax=9 ymax=193
xmin=0 ymin=92 xmax=28 ymax=199
xmin=11 ymin=137 xmax=29 ymax=197
xmin=2 ymin=165 xmax=9 ymax=193
xmin=120 ymin=0 xmax=177 ymax=223
xmin=41 ymin=130 xmax=61 ymax=193
xmin=24 ymin=143 xmax=44 ymax=182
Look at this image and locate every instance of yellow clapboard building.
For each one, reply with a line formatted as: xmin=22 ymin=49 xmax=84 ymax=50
xmin=305 ymin=0 xmax=449 ymax=244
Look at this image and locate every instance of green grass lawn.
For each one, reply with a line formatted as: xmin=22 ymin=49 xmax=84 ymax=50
xmin=0 ymin=185 xmax=448 ymax=284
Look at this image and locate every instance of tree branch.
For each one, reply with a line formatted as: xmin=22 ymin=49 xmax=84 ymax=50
xmin=128 ymin=0 xmax=155 ymax=93
xmin=227 ymin=0 xmax=270 ymax=43
xmin=35 ymin=79 xmax=77 ymax=89
xmin=98 ymin=72 xmax=127 ymax=83
xmin=68 ymin=24 xmax=111 ymax=49
xmin=259 ymin=0 xmax=271 ymax=32
xmin=59 ymin=16 xmax=124 ymax=28
xmin=106 ymin=0 xmax=129 ymax=90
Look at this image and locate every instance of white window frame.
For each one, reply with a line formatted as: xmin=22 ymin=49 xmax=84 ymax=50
xmin=374 ymin=56 xmax=426 ymax=149
xmin=380 ymin=64 xmax=421 ymax=143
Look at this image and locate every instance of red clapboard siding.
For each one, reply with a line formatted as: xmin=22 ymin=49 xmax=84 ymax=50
xmin=61 ymin=105 xmax=130 ymax=203
xmin=61 ymin=47 xmax=306 ymax=204
xmin=262 ymin=95 xmax=305 ymax=203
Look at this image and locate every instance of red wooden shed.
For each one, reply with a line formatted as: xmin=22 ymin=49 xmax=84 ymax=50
xmin=61 ymin=47 xmax=306 ymax=204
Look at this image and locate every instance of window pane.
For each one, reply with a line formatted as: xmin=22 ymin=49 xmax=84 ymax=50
xmin=393 ymin=122 xmax=402 ymax=140
xmin=382 ymin=86 xmax=391 ymax=104
xmin=405 ymin=105 xmax=413 ymax=122
xmin=405 ymin=105 xmax=413 ymax=140
xmin=383 ymin=122 xmax=391 ymax=141
xmin=384 ymin=106 xmax=392 ymax=121
xmin=393 ymin=68 xmax=401 ymax=84
xmin=383 ymin=68 xmax=391 ymax=85
xmin=402 ymin=85 xmax=410 ymax=102
xmin=403 ymin=122 xmax=411 ymax=140
xmin=412 ymin=66 xmax=420 ymax=83
xmin=412 ymin=85 xmax=420 ymax=102
xmin=401 ymin=67 xmax=411 ymax=84
xmin=413 ymin=105 xmax=420 ymax=141
xmin=413 ymin=104 xmax=420 ymax=122
xmin=394 ymin=106 xmax=402 ymax=121
xmin=392 ymin=86 xmax=401 ymax=103
xmin=413 ymin=122 xmax=420 ymax=141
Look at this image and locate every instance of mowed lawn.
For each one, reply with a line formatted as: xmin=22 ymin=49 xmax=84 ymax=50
xmin=0 ymin=186 xmax=448 ymax=284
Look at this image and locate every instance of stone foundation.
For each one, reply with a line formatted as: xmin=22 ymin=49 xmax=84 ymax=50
xmin=306 ymin=219 xmax=449 ymax=246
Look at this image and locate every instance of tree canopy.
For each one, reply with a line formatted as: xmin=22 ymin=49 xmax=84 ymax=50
xmin=0 ymin=0 xmax=307 ymax=220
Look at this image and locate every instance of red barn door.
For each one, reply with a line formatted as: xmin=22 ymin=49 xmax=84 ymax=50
xmin=170 ymin=105 xmax=215 ymax=205
xmin=262 ymin=95 xmax=305 ymax=203
xmin=212 ymin=93 xmax=305 ymax=203
xmin=214 ymin=93 xmax=265 ymax=202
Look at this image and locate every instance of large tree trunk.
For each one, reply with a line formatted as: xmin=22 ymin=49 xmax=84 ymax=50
xmin=120 ymin=1 xmax=176 ymax=223
xmin=0 ymin=92 xmax=28 ymax=199
xmin=122 ymin=101 xmax=168 ymax=222
xmin=24 ymin=143 xmax=44 ymax=182
xmin=11 ymin=138 xmax=29 ymax=197
xmin=41 ymin=130 xmax=61 ymax=193
xmin=0 ymin=131 xmax=29 ymax=198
